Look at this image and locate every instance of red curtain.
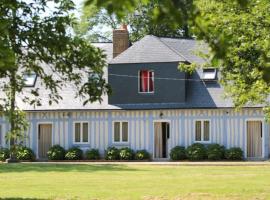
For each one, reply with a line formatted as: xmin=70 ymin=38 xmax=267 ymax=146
xmin=140 ymin=70 xmax=153 ymax=92
xmin=140 ymin=70 xmax=148 ymax=92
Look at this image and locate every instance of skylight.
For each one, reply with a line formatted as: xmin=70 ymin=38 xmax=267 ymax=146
xmin=23 ymin=73 xmax=37 ymax=87
xmin=202 ymin=68 xmax=217 ymax=80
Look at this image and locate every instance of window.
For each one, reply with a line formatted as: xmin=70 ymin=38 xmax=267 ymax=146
xmin=113 ymin=122 xmax=128 ymax=143
xmin=139 ymin=70 xmax=154 ymax=93
xmin=74 ymin=122 xmax=89 ymax=143
xmin=23 ymin=73 xmax=37 ymax=87
xmin=195 ymin=120 xmax=210 ymax=142
xmin=202 ymin=68 xmax=217 ymax=80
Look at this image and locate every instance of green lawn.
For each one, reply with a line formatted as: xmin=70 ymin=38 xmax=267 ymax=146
xmin=0 ymin=164 xmax=270 ymax=200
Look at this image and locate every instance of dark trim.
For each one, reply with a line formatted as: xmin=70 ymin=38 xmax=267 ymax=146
xmin=109 ymin=61 xmax=183 ymax=65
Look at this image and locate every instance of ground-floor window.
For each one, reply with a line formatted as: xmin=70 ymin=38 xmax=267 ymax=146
xmin=113 ymin=121 xmax=128 ymax=143
xmin=195 ymin=120 xmax=210 ymax=142
xmin=74 ymin=122 xmax=89 ymax=144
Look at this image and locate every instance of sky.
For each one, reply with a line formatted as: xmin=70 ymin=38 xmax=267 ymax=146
xmin=73 ymin=0 xmax=85 ymax=17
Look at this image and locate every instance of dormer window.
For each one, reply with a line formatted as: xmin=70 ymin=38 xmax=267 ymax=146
xmin=23 ymin=73 xmax=37 ymax=87
xmin=139 ymin=70 xmax=154 ymax=93
xmin=202 ymin=68 xmax=217 ymax=80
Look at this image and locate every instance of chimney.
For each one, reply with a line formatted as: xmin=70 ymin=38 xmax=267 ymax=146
xmin=113 ymin=24 xmax=129 ymax=58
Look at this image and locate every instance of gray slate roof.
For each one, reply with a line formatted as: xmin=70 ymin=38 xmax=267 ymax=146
xmin=110 ymin=35 xmax=208 ymax=64
xmin=2 ymin=36 xmax=262 ymax=111
xmin=110 ymin=35 xmax=186 ymax=64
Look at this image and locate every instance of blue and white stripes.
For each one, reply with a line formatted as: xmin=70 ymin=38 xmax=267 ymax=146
xmin=0 ymin=108 xmax=269 ymax=159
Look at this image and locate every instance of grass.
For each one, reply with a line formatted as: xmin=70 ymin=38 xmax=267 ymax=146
xmin=0 ymin=164 xmax=270 ymax=200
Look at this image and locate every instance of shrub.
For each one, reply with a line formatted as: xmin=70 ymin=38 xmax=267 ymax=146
xmin=47 ymin=145 xmax=65 ymax=160
xmin=186 ymin=143 xmax=207 ymax=161
xmin=105 ymin=147 xmax=120 ymax=160
xmin=16 ymin=146 xmax=35 ymax=161
xmin=119 ymin=147 xmax=134 ymax=160
xmin=85 ymin=149 xmax=100 ymax=160
xmin=135 ymin=150 xmax=150 ymax=160
xmin=225 ymin=147 xmax=243 ymax=160
xmin=206 ymin=144 xmax=225 ymax=160
xmin=170 ymin=146 xmax=186 ymax=160
xmin=0 ymin=148 xmax=10 ymax=161
xmin=65 ymin=147 xmax=83 ymax=160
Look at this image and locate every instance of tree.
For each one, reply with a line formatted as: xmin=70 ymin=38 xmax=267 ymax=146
xmin=75 ymin=2 xmax=118 ymax=42
xmin=126 ymin=0 xmax=192 ymax=41
xmin=0 ymin=0 xmax=110 ymax=161
xmin=85 ymin=0 xmax=270 ymax=118
xmin=194 ymin=0 xmax=270 ymax=114
xmin=77 ymin=0 xmax=192 ymax=42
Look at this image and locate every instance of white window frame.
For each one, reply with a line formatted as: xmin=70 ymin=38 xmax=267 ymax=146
xmin=113 ymin=121 xmax=129 ymax=144
xmin=73 ymin=121 xmax=89 ymax=144
xmin=194 ymin=119 xmax=211 ymax=143
xmin=138 ymin=70 xmax=154 ymax=94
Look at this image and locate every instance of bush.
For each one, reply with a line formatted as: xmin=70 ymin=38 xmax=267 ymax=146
xmin=16 ymin=146 xmax=35 ymax=161
xmin=0 ymin=148 xmax=10 ymax=161
xmin=207 ymin=144 xmax=225 ymax=160
xmin=170 ymin=146 xmax=186 ymax=160
xmin=85 ymin=149 xmax=100 ymax=160
xmin=47 ymin=145 xmax=65 ymax=160
xmin=119 ymin=147 xmax=134 ymax=160
xmin=105 ymin=147 xmax=120 ymax=160
xmin=225 ymin=147 xmax=243 ymax=160
xmin=135 ymin=150 xmax=150 ymax=160
xmin=65 ymin=147 xmax=83 ymax=160
xmin=186 ymin=143 xmax=207 ymax=161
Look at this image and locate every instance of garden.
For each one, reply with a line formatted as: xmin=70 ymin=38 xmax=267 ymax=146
xmin=0 ymin=143 xmax=243 ymax=162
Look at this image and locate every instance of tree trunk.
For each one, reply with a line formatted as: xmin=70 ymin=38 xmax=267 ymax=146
xmin=9 ymin=71 xmax=17 ymax=160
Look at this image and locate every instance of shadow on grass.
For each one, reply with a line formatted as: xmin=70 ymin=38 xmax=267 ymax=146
xmin=0 ymin=163 xmax=142 ymax=173
xmin=0 ymin=198 xmax=47 ymax=200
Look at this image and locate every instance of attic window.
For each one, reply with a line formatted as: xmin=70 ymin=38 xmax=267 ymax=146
xmin=202 ymin=68 xmax=217 ymax=80
xmin=23 ymin=73 xmax=37 ymax=87
xmin=139 ymin=70 xmax=154 ymax=93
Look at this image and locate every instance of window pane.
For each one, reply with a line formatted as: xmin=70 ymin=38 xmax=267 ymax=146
xmin=195 ymin=121 xmax=201 ymax=141
xmin=82 ymin=123 xmax=88 ymax=143
xmin=75 ymin=123 xmax=81 ymax=143
xmin=114 ymin=122 xmax=120 ymax=142
xmin=139 ymin=70 xmax=149 ymax=92
xmin=23 ymin=73 xmax=37 ymax=87
xmin=149 ymin=71 xmax=154 ymax=92
xmin=140 ymin=71 xmax=144 ymax=92
xmin=122 ymin=122 xmax=128 ymax=142
xmin=203 ymin=121 xmax=210 ymax=141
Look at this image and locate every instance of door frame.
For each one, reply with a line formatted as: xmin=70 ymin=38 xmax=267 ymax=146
xmin=37 ymin=122 xmax=53 ymax=159
xmin=245 ymin=119 xmax=264 ymax=159
xmin=153 ymin=119 xmax=171 ymax=159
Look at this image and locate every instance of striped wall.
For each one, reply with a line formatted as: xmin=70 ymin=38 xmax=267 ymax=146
xmin=0 ymin=108 xmax=269 ymax=159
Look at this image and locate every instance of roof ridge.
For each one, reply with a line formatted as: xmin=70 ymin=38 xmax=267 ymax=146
xmin=157 ymin=37 xmax=191 ymax=63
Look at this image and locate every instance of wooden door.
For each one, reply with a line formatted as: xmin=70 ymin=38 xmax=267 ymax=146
xmin=154 ymin=122 xmax=163 ymax=158
xmin=38 ymin=124 xmax=52 ymax=159
xmin=247 ymin=121 xmax=262 ymax=158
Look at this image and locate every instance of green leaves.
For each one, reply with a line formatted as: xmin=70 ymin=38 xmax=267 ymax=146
xmin=0 ymin=0 xmax=110 ymax=152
